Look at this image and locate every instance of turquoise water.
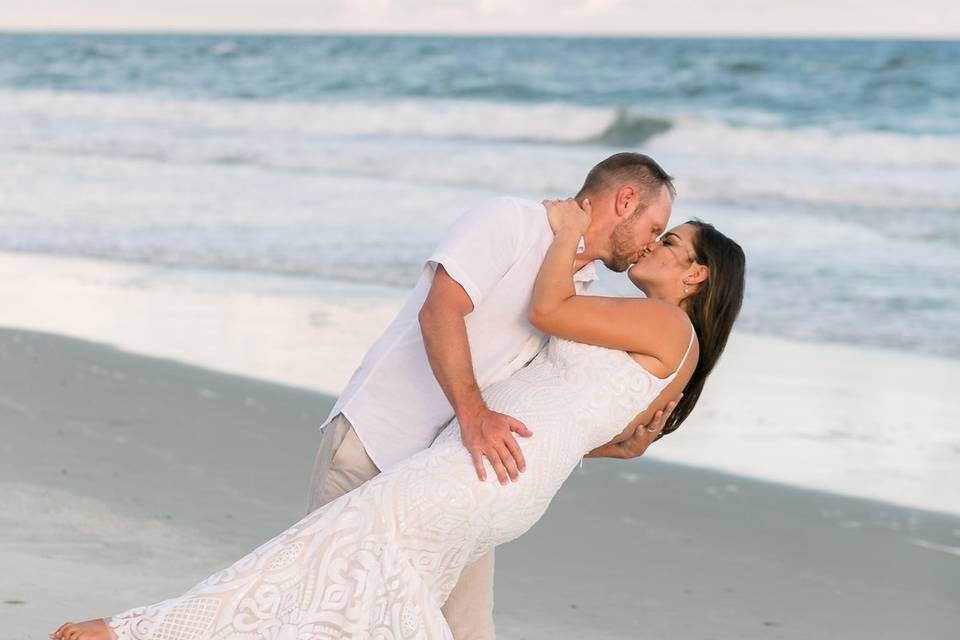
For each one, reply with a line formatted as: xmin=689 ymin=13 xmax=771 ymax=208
xmin=3 ymin=35 xmax=957 ymax=134
xmin=0 ymin=33 xmax=958 ymax=356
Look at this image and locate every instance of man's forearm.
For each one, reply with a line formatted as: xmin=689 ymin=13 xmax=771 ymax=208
xmin=419 ymin=304 xmax=486 ymax=421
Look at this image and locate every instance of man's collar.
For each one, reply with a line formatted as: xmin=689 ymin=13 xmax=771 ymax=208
xmin=573 ymin=261 xmax=599 ymax=283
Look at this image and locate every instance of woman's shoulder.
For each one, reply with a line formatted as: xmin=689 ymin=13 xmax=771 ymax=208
xmin=622 ymin=298 xmax=696 ymax=368
xmin=629 ymin=297 xmax=691 ymax=329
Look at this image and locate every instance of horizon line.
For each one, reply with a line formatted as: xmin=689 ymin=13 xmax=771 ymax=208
xmin=0 ymin=27 xmax=958 ymax=41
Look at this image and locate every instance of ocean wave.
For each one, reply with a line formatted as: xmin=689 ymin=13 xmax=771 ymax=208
xmin=589 ymin=110 xmax=673 ymax=146
xmin=4 ymin=89 xmax=960 ymax=161
xmin=2 ymin=90 xmax=958 ymax=213
xmin=646 ymin=118 xmax=960 ymax=169
xmin=211 ymin=41 xmax=239 ymax=57
xmin=0 ymin=90 xmax=664 ymax=145
xmin=3 ymin=89 xmax=958 ymax=165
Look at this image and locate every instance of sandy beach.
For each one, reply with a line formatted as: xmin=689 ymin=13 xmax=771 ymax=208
xmin=2 ymin=328 xmax=957 ymax=639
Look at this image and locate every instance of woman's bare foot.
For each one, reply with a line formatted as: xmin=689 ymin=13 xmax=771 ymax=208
xmin=50 ymin=619 xmax=115 ymax=640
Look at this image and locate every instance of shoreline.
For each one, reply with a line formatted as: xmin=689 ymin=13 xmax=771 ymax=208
xmin=1 ymin=328 xmax=958 ymax=639
xmin=1 ymin=247 xmax=956 ymax=366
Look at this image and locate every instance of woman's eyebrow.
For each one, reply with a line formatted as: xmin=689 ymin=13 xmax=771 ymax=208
xmin=662 ymin=232 xmax=681 ymax=241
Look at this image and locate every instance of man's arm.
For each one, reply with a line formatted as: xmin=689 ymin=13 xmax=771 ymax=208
xmin=419 ymin=266 xmax=533 ymax=485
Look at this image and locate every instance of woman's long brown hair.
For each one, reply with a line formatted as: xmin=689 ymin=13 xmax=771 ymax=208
xmin=662 ymin=220 xmax=746 ymax=436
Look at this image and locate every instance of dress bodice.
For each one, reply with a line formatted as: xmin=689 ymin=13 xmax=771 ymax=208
xmin=488 ymin=336 xmax=683 ymax=450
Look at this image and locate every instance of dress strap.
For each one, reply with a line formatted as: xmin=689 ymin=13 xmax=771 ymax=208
xmin=673 ymin=324 xmax=697 ymax=377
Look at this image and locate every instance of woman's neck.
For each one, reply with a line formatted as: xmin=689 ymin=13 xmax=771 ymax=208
xmin=642 ymin=287 xmax=684 ymax=310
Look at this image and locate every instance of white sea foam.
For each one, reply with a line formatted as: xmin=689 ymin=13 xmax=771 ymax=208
xmin=3 ymin=90 xmax=957 ymax=214
xmin=648 ymin=117 xmax=960 ymax=168
xmin=0 ymin=90 xmax=623 ymax=143
xmin=1 ymin=89 xmax=957 ymax=167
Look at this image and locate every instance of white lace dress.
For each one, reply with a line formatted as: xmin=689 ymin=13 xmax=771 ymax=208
xmin=108 ymin=335 xmax=692 ymax=640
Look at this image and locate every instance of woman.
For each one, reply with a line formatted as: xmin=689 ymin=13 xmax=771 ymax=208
xmin=54 ymin=198 xmax=745 ymax=640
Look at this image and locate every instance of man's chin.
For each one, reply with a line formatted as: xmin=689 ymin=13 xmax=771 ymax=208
xmin=602 ymin=258 xmax=632 ymax=273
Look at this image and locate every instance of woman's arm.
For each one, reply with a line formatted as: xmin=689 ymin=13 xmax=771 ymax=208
xmin=529 ymin=199 xmax=690 ymax=365
xmin=583 ymin=398 xmax=678 ymax=458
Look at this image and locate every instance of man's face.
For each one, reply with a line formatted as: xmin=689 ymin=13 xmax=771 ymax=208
xmin=604 ymin=185 xmax=672 ymax=273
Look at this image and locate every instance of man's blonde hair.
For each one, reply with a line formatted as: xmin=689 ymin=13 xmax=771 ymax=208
xmin=577 ymin=152 xmax=676 ymax=207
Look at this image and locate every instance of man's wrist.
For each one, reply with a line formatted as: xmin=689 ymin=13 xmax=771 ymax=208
xmin=454 ymin=394 xmax=487 ymax=424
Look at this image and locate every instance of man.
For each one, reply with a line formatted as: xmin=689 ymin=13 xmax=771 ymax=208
xmin=307 ymin=152 xmax=679 ymax=639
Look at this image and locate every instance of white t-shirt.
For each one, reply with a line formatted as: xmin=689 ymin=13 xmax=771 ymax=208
xmin=321 ymin=197 xmax=598 ymax=471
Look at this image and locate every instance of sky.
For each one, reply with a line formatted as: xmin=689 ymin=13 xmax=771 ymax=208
xmin=0 ymin=0 xmax=957 ymax=38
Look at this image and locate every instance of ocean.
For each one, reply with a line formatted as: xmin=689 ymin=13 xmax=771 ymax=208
xmin=1 ymin=33 xmax=958 ymax=357
xmin=1 ymin=33 xmax=959 ymax=515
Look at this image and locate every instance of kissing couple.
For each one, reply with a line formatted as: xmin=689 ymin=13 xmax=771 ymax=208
xmin=55 ymin=152 xmax=745 ymax=639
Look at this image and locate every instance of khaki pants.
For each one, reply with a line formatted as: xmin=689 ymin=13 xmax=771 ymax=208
xmin=307 ymin=413 xmax=496 ymax=640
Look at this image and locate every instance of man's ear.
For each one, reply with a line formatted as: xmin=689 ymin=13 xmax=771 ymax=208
xmin=687 ymin=264 xmax=709 ymax=285
xmin=615 ymin=185 xmax=637 ymax=218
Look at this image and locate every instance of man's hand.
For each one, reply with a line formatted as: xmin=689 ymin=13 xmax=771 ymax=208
xmin=460 ymin=407 xmax=533 ymax=484
xmin=586 ymin=395 xmax=681 ymax=459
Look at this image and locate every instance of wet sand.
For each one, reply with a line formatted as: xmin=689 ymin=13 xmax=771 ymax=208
xmin=1 ymin=329 xmax=957 ymax=639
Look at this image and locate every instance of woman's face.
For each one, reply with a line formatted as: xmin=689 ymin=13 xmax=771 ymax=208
xmin=627 ymin=223 xmax=699 ymax=294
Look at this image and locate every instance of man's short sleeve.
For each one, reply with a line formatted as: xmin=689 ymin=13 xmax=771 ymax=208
xmin=427 ymin=198 xmax=526 ymax=309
